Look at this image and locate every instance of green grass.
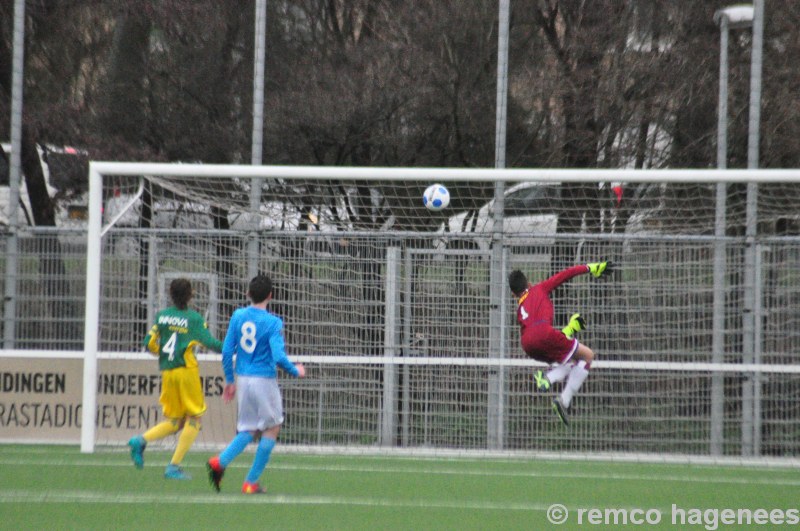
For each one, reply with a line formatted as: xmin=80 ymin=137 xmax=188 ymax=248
xmin=1 ymin=444 xmax=798 ymax=530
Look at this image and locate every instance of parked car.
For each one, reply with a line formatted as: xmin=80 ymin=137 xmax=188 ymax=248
xmin=437 ymin=182 xmax=562 ymax=254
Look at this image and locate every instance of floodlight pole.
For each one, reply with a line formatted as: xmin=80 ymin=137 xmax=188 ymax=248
xmin=487 ymin=0 xmax=510 ymax=450
xmin=714 ymin=2 xmax=762 ymax=458
xmin=3 ymin=0 xmax=25 ymax=348
xmin=248 ymin=0 xmax=267 ymax=280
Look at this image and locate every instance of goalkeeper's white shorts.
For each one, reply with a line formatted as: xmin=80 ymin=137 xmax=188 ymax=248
xmin=235 ymin=375 xmax=284 ymax=432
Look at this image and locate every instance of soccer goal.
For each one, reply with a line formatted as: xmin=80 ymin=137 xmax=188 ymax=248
xmin=79 ymin=162 xmax=800 ymax=465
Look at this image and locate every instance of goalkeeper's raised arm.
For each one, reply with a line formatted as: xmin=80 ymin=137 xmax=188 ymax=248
xmin=534 ymin=260 xmax=615 ymax=295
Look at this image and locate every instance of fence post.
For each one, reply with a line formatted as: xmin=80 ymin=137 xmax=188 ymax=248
xmin=381 ymin=246 xmax=401 ymax=446
xmin=753 ymin=243 xmax=764 ymax=455
xmin=487 ymin=221 xmax=507 ymax=449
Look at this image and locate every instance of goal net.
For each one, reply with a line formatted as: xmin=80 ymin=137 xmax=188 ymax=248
xmin=77 ymin=163 xmax=800 ymax=464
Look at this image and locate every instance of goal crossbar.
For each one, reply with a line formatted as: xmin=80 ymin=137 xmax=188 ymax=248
xmin=89 ymin=161 xmax=799 ymax=182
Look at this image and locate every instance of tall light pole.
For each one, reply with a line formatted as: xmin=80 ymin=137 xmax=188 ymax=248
xmin=714 ymin=5 xmax=754 ymax=170
xmin=488 ymin=0 xmax=510 ymax=450
xmin=713 ymin=3 xmax=758 ymax=457
xmin=248 ymin=0 xmax=267 ymax=280
xmin=3 ymin=0 xmax=25 ymax=349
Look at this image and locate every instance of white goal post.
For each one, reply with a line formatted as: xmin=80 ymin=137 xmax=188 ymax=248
xmin=79 ymin=162 xmax=800 ymax=463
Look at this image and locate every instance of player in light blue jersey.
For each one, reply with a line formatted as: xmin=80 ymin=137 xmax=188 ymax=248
xmin=207 ymin=274 xmax=305 ymax=494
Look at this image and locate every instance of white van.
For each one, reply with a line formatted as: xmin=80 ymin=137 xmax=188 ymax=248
xmin=0 ymin=142 xmax=89 ymax=228
xmin=0 ymin=142 xmax=33 ymax=226
xmin=439 ymin=182 xmax=561 ymax=253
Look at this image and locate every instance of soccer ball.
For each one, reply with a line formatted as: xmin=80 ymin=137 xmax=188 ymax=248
xmin=423 ymin=184 xmax=450 ymax=211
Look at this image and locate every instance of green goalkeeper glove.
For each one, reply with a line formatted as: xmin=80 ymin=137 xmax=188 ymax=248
xmin=587 ymin=260 xmax=615 ymax=279
xmin=561 ymin=313 xmax=586 ymax=339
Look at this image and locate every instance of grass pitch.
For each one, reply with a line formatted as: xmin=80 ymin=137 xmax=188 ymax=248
xmin=1 ymin=444 xmax=798 ymax=530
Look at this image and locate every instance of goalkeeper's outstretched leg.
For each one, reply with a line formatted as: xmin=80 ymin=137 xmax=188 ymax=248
xmin=535 ymin=313 xmax=586 ymax=391
xmin=544 ymin=344 xmax=595 ymax=426
xmin=552 ymin=343 xmax=594 ymax=425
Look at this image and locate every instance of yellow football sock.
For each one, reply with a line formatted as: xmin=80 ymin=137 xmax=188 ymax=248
xmin=142 ymin=419 xmax=180 ymax=443
xmin=171 ymin=418 xmax=201 ymax=465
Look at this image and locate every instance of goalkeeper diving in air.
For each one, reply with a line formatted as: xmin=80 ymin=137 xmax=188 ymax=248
xmin=508 ymin=261 xmax=614 ymax=426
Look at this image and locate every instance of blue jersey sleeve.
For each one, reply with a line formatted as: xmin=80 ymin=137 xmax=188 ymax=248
xmin=269 ymin=321 xmax=299 ymax=377
xmin=221 ymin=311 xmax=240 ymax=383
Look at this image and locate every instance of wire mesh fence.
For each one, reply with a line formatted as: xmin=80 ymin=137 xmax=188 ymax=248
xmin=2 ymin=228 xmax=800 ymax=456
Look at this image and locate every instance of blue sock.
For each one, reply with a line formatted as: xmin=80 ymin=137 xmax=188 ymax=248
xmin=219 ymin=431 xmax=253 ymax=468
xmin=245 ymin=437 xmax=276 ymax=484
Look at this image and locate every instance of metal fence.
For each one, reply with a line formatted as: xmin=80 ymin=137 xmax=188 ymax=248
xmin=2 ymin=228 xmax=799 ymax=457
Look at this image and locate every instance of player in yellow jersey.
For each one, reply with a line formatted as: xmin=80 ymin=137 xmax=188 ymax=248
xmin=128 ymin=278 xmax=223 ymax=479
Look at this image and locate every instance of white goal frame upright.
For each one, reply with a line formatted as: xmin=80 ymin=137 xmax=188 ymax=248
xmin=81 ymin=162 xmax=799 ymax=455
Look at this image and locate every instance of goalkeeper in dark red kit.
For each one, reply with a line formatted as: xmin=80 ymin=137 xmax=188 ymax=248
xmin=508 ymin=261 xmax=614 ymax=426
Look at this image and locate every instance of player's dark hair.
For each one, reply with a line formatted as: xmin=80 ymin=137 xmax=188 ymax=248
xmin=508 ymin=270 xmax=529 ymax=297
xmin=248 ymin=274 xmax=272 ymax=304
xmin=170 ymin=278 xmax=193 ymax=310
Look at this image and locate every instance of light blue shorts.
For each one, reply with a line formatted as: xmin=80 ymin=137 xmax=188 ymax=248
xmin=236 ymin=376 xmax=284 ymax=432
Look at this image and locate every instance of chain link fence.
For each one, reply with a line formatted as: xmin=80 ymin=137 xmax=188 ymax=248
xmin=2 ymin=228 xmax=799 ymax=455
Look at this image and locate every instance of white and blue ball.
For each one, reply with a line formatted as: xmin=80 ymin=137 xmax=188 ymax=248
xmin=423 ymin=184 xmax=450 ymax=211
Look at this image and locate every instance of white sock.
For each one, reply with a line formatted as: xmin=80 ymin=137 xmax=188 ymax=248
xmin=560 ymin=360 xmax=589 ymax=408
xmin=546 ymin=363 xmax=573 ymax=385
